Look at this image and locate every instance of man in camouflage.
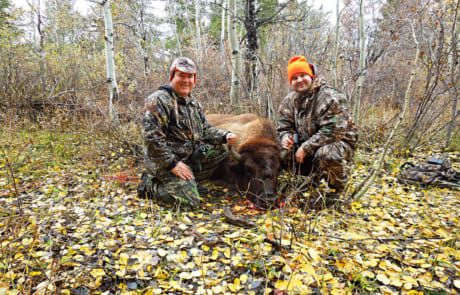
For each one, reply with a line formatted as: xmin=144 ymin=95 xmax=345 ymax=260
xmin=277 ymin=55 xmax=357 ymax=203
xmin=137 ymin=57 xmax=237 ymax=209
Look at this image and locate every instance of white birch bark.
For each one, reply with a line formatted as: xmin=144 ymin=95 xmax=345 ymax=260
xmin=228 ymin=0 xmax=241 ymax=108
xmin=195 ymin=0 xmax=202 ymax=62
xmin=49 ymin=0 xmax=60 ymax=46
xmin=139 ymin=0 xmax=149 ymax=76
xmin=332 ymin=0 xmax=340 ymax=88
xmin=101 ymin=0 xmax=119 ymax=122
xmin=28 ymin=0 xmax=46 ymax=92
xmin=244 ymin=0 xmax=260 ymax=106
xmin=37 ymin=0 xmax=46 ymax=92
xmin=219 ymin=0 xmax=227 ymax=64
xmin=445 ymin=0 xmax=459 ymax=148
xmin=353 ymin=0 xmax=366 ymax=126
xmin=166 ymin=0 xmax=182 ymax=55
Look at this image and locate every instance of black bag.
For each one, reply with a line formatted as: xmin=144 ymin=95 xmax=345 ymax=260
xmin=398 ymin=157 xmax=460 ymax=188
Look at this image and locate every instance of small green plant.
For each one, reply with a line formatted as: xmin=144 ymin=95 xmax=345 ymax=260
xmin=349 ymin=272 xmax=378 ymax=293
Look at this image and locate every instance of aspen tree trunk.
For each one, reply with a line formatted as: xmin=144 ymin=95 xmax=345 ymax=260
xmin=353 ymin=0 xmax=366 ymax=126
xmin=244 ymin=0 xmax=260 ymax=106
xmin=29 ymin=0 xmax=46 ymax=121
xmin=139 ymin=0 xmax=149 ymax=76
xmin=173 ymin=20 xmax=182 ymax=56
xmin=101 ymin=0 xmax=119 ymax=122
xmin=49 ymin=0 xmax=61 ymax=46
xmin=228 ymin=0 xmax=241 ymax=109
xmin=332 ymin=0 xmax=340 ymax=88
xmin=195 ymin=0 xmax=202 ymax=62
xmin=168 ymin=0 xmax=182 ymax=55
xmin=264 ymin=30 xmax=275 ymax=119
xmin=219 ymin=0 xmax=227 ymax=64
xmin=37 ymin=0 xmax=46 ymax=94
xmin=352 ymin=21 xmax=420 ymax=201
xmin=445 ymin=0 xmax=459 ymax=148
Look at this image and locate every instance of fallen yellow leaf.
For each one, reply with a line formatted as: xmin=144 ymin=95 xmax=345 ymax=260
xmin=360 ymin=270 xmax=375 ymax=279
xmin=300 ymin=262 xmax=316 ymax=276
xmin=322 ymin=273 xmax=333 ymax=281
xmin=274 ymin=280 xmax=288 ymax=291
xmin=376 ymin=273 xmax=390 ymax=285
xmin=30 ymin=271 xmax=42 ymax=277
xmin=454 ymin=280 xmax=460 ymax=289
xmin=157 ymin=248 xmax=167 ymax=257
xmin=308 ymin=248 xmax=321 ymax=262
xmin=21 ymin=238 xmax=33 ymax=246
xmin=90 ymin=268 xmax=105 ymax=278
xmin=240 ymin=273 xmax=248 ymax=283
xmin=119 ymin=252 xmax=129 ymax=264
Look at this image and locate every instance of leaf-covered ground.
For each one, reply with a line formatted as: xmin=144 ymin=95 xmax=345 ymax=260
xmin=1 ymin=129 xmax=459 ymax=294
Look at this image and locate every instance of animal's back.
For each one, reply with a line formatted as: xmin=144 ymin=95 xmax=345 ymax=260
xmin=207 ymin=113 xmax=259 ymax=126
xmin=207 ymin=113 xmax=277 ymax=148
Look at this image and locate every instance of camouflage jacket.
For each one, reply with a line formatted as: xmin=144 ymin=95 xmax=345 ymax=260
xmin=143 ymin=85 xmax=229 ymax=175
xmin=277 ymin=78 xmax=357 ymax=156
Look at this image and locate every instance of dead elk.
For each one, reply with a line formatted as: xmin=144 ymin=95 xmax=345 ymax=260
xmin=208 ymin=113 xmax=285 ymax=209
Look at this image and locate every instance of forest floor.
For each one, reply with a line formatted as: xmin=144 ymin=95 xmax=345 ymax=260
xmin=0 ymin=128 xmax=459 ymax=294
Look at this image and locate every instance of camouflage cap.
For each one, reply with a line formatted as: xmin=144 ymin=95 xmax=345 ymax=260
xmin=169 ymin=57 xmax=197 ymax=81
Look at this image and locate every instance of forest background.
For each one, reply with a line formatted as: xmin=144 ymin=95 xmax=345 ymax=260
xmin=0 ymin=0 xmax=459 ymax=294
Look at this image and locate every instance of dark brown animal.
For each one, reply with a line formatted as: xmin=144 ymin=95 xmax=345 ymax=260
xmin=207 ymin=113 xmax=284 ymax=208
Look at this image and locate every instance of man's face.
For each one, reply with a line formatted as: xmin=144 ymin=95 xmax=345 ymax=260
xmin=290 ymin=72 xmax=312 ymax=94
xmin=170 ymin=70 xmax=196 ymax=97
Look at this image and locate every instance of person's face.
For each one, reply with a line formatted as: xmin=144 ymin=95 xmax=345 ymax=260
xmin=170 ymin=70 xmax=196 ymax=97
xmin=290 ymin=72 xmax=312 ymax=93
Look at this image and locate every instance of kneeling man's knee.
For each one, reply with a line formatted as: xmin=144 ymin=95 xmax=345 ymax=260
xmin=314 ymin=142 xmax=351 ymax=165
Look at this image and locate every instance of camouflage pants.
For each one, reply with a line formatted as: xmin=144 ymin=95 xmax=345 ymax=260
xmin=286 ymin=141 xmax=354 ymax=192
xmin=138 ymin=144 xmax=228 ymax=209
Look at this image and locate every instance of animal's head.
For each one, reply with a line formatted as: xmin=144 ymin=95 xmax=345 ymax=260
xmin=229 ymin=138 xmax=286 ymax=209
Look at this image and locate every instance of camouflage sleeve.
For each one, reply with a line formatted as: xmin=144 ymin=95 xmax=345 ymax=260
xmin=197 ymin=101 xmax=229 ymax=144
xmin=143 ymin=92 xmax=178 ymax=171
xmin=277 ymin=93 xmax=296 ymax=142
xmin=301 ymin=88 xmax=351 ymax=155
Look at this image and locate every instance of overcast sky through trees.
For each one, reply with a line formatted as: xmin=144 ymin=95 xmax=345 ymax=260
xmin=13 ymin=0 xmax=339 ymax=19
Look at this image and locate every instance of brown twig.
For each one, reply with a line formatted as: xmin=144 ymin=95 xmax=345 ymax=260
xmin=222 ymin=206 xmax=256 ymax=228
xmin=263 ymin=237 xmax=288 ymax=251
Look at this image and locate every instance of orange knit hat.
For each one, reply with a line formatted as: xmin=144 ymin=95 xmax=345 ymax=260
xmin=287 ymin=55 xmax=314 ymax=83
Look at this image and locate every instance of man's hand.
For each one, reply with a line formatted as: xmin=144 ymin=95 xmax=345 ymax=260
xmin=281 ymin=134 xmax=294 ymax=150
xmin=171 ymin=161 xmax=194 ymax=180
xmin=295 ymin=147 xmax=307 ymax=163
xmin=226 ymin=133 xmax=238 ymax=145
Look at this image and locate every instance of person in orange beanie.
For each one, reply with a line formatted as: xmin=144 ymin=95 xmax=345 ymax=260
xmin=277 ymin=55 xmax=358 ymax=208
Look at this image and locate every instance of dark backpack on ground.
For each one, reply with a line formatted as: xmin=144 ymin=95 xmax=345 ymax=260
xmin=398 ymin=157 xmax=460 ymax=189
